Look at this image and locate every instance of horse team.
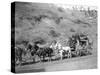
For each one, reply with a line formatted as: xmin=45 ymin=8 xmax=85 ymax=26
xmin=15 ymin=33 xmax=93 ymax=66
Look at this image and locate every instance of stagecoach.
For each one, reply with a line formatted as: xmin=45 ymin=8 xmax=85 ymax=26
xmin=70 ymin=33 xmax=93 ymax=57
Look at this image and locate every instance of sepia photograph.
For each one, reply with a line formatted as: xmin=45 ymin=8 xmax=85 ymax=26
xmin=11 ymin=2 xmax=97 ymax=73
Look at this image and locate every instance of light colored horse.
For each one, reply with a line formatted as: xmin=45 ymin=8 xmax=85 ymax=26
xmin=50 ymin=41 xmax=71 ymax=60
xmin=57 ymin=42 xmax=71 ymax=59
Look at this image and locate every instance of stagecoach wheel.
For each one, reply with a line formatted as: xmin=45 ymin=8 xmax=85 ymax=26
xmin=75 ymin=50 xmax=80 ymax=57
xmin=68 ymin=52 xmax=72 ymax=58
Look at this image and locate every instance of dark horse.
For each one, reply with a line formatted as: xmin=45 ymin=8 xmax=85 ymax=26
xmin=26 ymin=42 xmax=39 ymax=63
xmin=36 ymin=47 xmax=53 ymax=62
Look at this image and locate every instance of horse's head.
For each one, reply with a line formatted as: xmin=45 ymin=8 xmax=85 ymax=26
xmin=50 ymin=45 xmax=53 ymax=49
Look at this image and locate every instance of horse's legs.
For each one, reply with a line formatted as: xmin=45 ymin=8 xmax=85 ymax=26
xmin=60 ymin=51 xmax=63 ymax=60
xmin=39 ymin=57 xmax=42 ymax=62
xmin=69 ymin=53 xmax=71 ymax=58
xmin=48 ymin=57 xmax=50 ymax=62
xmin=67 ymin=52 xmax=69 ymax=58
xmin=69 ymin=50 xmax=72 ymax=58
xmin=48 ymin=56 xmax=50 ymax=62
xmin=43 ymin=56 xmax=45 ymax=62
xmin=61 ymin=55 xmax=63 ymax=60
xmin=49 ymin=56 xmax=52 ymax=62
xmin=70 ymin=51 xmax=72 ymax=57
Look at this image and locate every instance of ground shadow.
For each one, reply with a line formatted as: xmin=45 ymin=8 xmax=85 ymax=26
xmin=16 ymin=68 xmax=45 ymax=73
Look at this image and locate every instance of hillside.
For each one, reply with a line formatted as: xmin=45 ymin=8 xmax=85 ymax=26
xmin=14 ymin=2 xmax=97 ymax=49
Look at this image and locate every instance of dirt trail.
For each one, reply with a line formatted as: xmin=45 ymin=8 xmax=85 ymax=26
xmin=45 ymin=55 xmax=97 ymax=71
xmin=16 ymin=55 xmax=97 ymax=73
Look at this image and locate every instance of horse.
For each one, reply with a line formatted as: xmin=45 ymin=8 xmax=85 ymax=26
xmin=36 ymin=48 xmax=46 ymax=62
xmin=15 ymin=45 xmax=27 ymax=66
xmin=27 ymin=42 xmax=39 ymax=63
xmin=50 ymin=41 xmax=72 ymax=60
xmin=36 ymin=44 xmax=54 ymax=62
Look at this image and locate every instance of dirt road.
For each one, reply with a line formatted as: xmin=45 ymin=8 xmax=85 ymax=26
xmin=16 ymin=54 xmax=97 ymax=73
xmin=45 ymin=55 xmax=97 ymax=71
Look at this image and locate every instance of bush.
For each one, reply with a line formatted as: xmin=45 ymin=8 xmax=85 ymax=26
xmin=49 ymin=30 xmax=61 ymax=38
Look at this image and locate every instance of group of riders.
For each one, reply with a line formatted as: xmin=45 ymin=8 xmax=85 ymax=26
xmin=15 ymin=33 xmax=93 ymax=66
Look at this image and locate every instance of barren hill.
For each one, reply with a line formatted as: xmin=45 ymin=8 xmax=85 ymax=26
xmin=14 ymin=2 xmax=97 ymax=50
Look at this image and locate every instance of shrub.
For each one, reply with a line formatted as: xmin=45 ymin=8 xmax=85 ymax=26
xmin=49 ymin=30 xmax=61 ymax=38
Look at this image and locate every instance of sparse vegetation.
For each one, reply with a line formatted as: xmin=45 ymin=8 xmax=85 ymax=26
xmin=13 ymin=2 xmax=97 ymax=72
